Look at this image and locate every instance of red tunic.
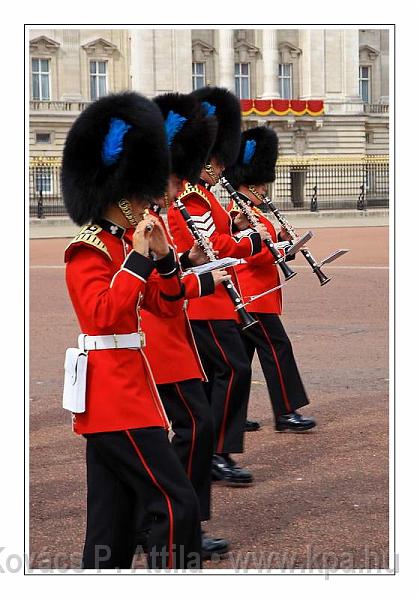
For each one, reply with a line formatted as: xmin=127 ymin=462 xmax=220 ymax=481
xmin=131 ymin=211 xmax=207 ymax=385
xmin=227 ymin=199 xmax=283 ymax=315
xmin=65 ymin=223 xmax=185 ymax=434
xmin=167 ymin=182 xmax=262 ymax=321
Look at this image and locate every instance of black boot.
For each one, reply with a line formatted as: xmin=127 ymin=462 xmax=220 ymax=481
xmin=245 ymin=419 xmax=261 ymax=432
xmin=212 ymin=454 xmax=253 ymax=486
xmin=275 ymin=411 xmax=316 ymax=432
xmin=201 ymin=531 xmax=230 ymax=560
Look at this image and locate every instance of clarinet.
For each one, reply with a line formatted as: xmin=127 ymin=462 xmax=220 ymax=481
xmin=173 ymin=197 xmax=257 ymax=330
xmin=261 ymin=194 xmax=331 ymax=286
xmin=220 ymin=176 xmax=297 ymax=281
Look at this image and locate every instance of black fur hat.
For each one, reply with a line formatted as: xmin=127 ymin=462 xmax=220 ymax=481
xmin=191 ymin=86 xmax=241 ymax=167
xmin=224 ymin=126 xmax=279 ymax=189
xmin=153 ymin=92 xmax=217 ymax=183
xmin=61 ymin=92 xmax=170 ymax=225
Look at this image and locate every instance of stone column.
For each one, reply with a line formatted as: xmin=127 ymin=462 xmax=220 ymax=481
xmin=261 ymin=29 xmax=280 ymax=98
xmin=327 ymin=28 xmax=363 ymax=112
xmin=172 ymin=29 xmax=192 ymax=93
xmin=299 ymin=29 xmax=326 ymax=99
xmin=130 ymin=29 xmax=192 ymax=96
xmin=217 ymin=29 xmax=235 ymax=92
xmin=343 ymin=29 xmax=361 ymax=100
xmin=130 ymin=29 xmax=155 ymax=97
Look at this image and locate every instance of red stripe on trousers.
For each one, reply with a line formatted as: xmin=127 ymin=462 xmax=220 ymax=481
xmin=208 ymin=322 xmax=235 ymax=453
xmin=256 ymin=317 xmax=292 ymax=414
xmin=125 ymin=430 xmax=174 ymax=569
xmin=175 ymin=383 xmax=196 ymax=479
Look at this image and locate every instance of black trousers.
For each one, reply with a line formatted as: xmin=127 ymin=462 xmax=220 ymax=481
xmin=191 ymin=320 xmax=251 ymax=454
xmin=82 ymin=427 xmax=202 ymax=569
xmin=158 ymin=379 xmax=214 ymax=522
xmin=241 ymin=313 xmax=309 ymax=420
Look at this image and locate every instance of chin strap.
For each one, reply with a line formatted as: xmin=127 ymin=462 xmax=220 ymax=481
xmin=164 ymin=192 xmax=171 ymax=209
xmin=204 ymin=163 xmax=220 ymax=186
xmin=118 ymin=199 xmax=138 ymax=227
xmin=248 ymin=185 xmax=266 ymax=203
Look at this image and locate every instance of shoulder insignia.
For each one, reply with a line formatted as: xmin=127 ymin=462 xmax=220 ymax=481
xmin=177 ymin=183 xmax=211 ymax=207
xmin=65 ymin=224 xmax=111 ymax=260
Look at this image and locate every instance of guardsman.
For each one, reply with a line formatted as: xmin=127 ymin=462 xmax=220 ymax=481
xmin=224 ymin=126 xmax=316 ymax=432
xmin=62 ymin=92 xmax=202 ymax=569
xmin=167 ymin=87 xmax=271 ymax=486
xmin=140 ymin=92 xmax=230 ymax=558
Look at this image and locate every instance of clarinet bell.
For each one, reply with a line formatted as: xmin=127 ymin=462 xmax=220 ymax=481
xmin=239 ymin=309 xmax=258 ymax=329
xmin=279 ymin=261 xmax=297 ymax=281
xmin=314 ymin=267 xmax=331 ymax=286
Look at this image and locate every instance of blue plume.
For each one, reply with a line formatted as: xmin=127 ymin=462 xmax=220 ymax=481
xmin=201 ymin=101 xmax=216 ymax=117
xmin=102 ymin=118 xmax=132 ymax=166
xmin=165 ymin=110 xmax=187 ymax=146
xmin=243 ymin=139 xmax=257 ymax=164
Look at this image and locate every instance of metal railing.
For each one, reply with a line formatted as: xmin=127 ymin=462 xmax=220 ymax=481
xmin=29 ymin=158 xmax=389 ymax=218
xmin=29 ymin=164 xmax=66 ymax=217
xmin=215 ymin=158 xmax=389 ymax=212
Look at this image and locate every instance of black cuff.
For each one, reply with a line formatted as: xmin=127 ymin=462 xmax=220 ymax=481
xmin=123 ymin=251 xmax=154 ymax=280
xmin=198 ymin=272 xmax=215 ymax=297
xmin=160 ymin=284 xmax=186 ymax=302
xmin=180 ymin=250 xmax=193 ymax=270
xmin=154 ymin=248 xmax=179 ymax=278
xmin=286 ymin=253 xmax=296 ymax=262
xmin=249 ymin=231 xmax=262 ymax=256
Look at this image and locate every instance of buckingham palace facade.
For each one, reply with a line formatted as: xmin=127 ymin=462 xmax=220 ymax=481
xmin=28 ymin=28 xmax=390 ymax=214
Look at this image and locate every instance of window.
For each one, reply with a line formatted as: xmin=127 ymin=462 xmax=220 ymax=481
xmin=35 ymin=167 xmax=52 ymax=194
xmin=192 ymin=62 xmax=205 ymax=90
xmin=278 ymin=64 xmax=292 ymax=99
xmin=35 ymin=132 xmax=51 ymax=144
xmin=235 ymin=63 xmax=250 ymax=99
xmin=359 ymin=66 xmax=371 ymax=103
xmin=90 ymin=61 xmax=107 ymax=100
xmin=31 ymin=58 xmax=50 ymax=101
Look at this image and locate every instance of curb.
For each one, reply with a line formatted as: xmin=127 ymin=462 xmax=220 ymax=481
xmin=29 ymin=209 xmax=389 ymax=239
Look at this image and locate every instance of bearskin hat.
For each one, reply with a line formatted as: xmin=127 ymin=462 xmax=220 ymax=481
xmin=224 ymin=126 xmax=279 ymax=189
xmin=191 ymin=86 xmax=241 ymax=167
xmin=61 ymin=92 xmax=170 ymax=225
xmin=153 ymin=92 xmax=217 ymax=184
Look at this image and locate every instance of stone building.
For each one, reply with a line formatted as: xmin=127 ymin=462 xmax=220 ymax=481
xmin=28 ymin=28 xmax=390 ymax=212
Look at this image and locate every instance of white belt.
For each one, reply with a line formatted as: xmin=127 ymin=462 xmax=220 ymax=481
xmin=78 ymin=332 xmax=146 ymax=351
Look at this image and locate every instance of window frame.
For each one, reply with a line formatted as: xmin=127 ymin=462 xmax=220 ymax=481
xmin=34 ymin=166 xmax=53 ymax=196
xmin=35 ymin=132 xmax=52 ymax=144
xmin=192 ymin=61 xmax=206 ymax=90
xmin=89 ymin=60 xmax=108 ymax=101
xmin=359 ymin=65 xmax=371 ymax=103
xmin=31 ymin=57 xmax=51 ymax=101
xmin=235 ymin=62 xmax=251 ymax=99
xmin=278 ymin=63 xmax=293 ymax=100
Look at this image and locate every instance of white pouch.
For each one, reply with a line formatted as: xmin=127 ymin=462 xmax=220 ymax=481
xmin=63 ymin=348 xmax=88 ymax=413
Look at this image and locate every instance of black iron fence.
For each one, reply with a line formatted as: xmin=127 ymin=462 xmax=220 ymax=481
xmin=30 ymin=158 xmax=389 ymax=218
xmin=217 ymin=157 xmax=389 ymax=212
xmin=29 ymin=163 xmax=66 ymax=217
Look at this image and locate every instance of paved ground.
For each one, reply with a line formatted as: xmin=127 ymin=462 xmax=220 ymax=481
xmin=29 ymin=226 xmax=389 ymax=571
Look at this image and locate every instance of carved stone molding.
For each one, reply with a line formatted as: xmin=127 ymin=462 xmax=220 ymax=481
xmin=278 ymin=41 xmax=302 ymax=62
xmin=359 ymin=44 xmax=380 ymax=62
xmin=82 ymin=38 xmax=118 ymax=57
xmin=192 ymin=39 xmax=215 ymax=61
xmin=234 ymin=40 xmax=260 ymax=62
xmin=293 ymin=128 xmax=308 ymax=154
xmin=30 ymin=35 xmax=60 ymax=55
